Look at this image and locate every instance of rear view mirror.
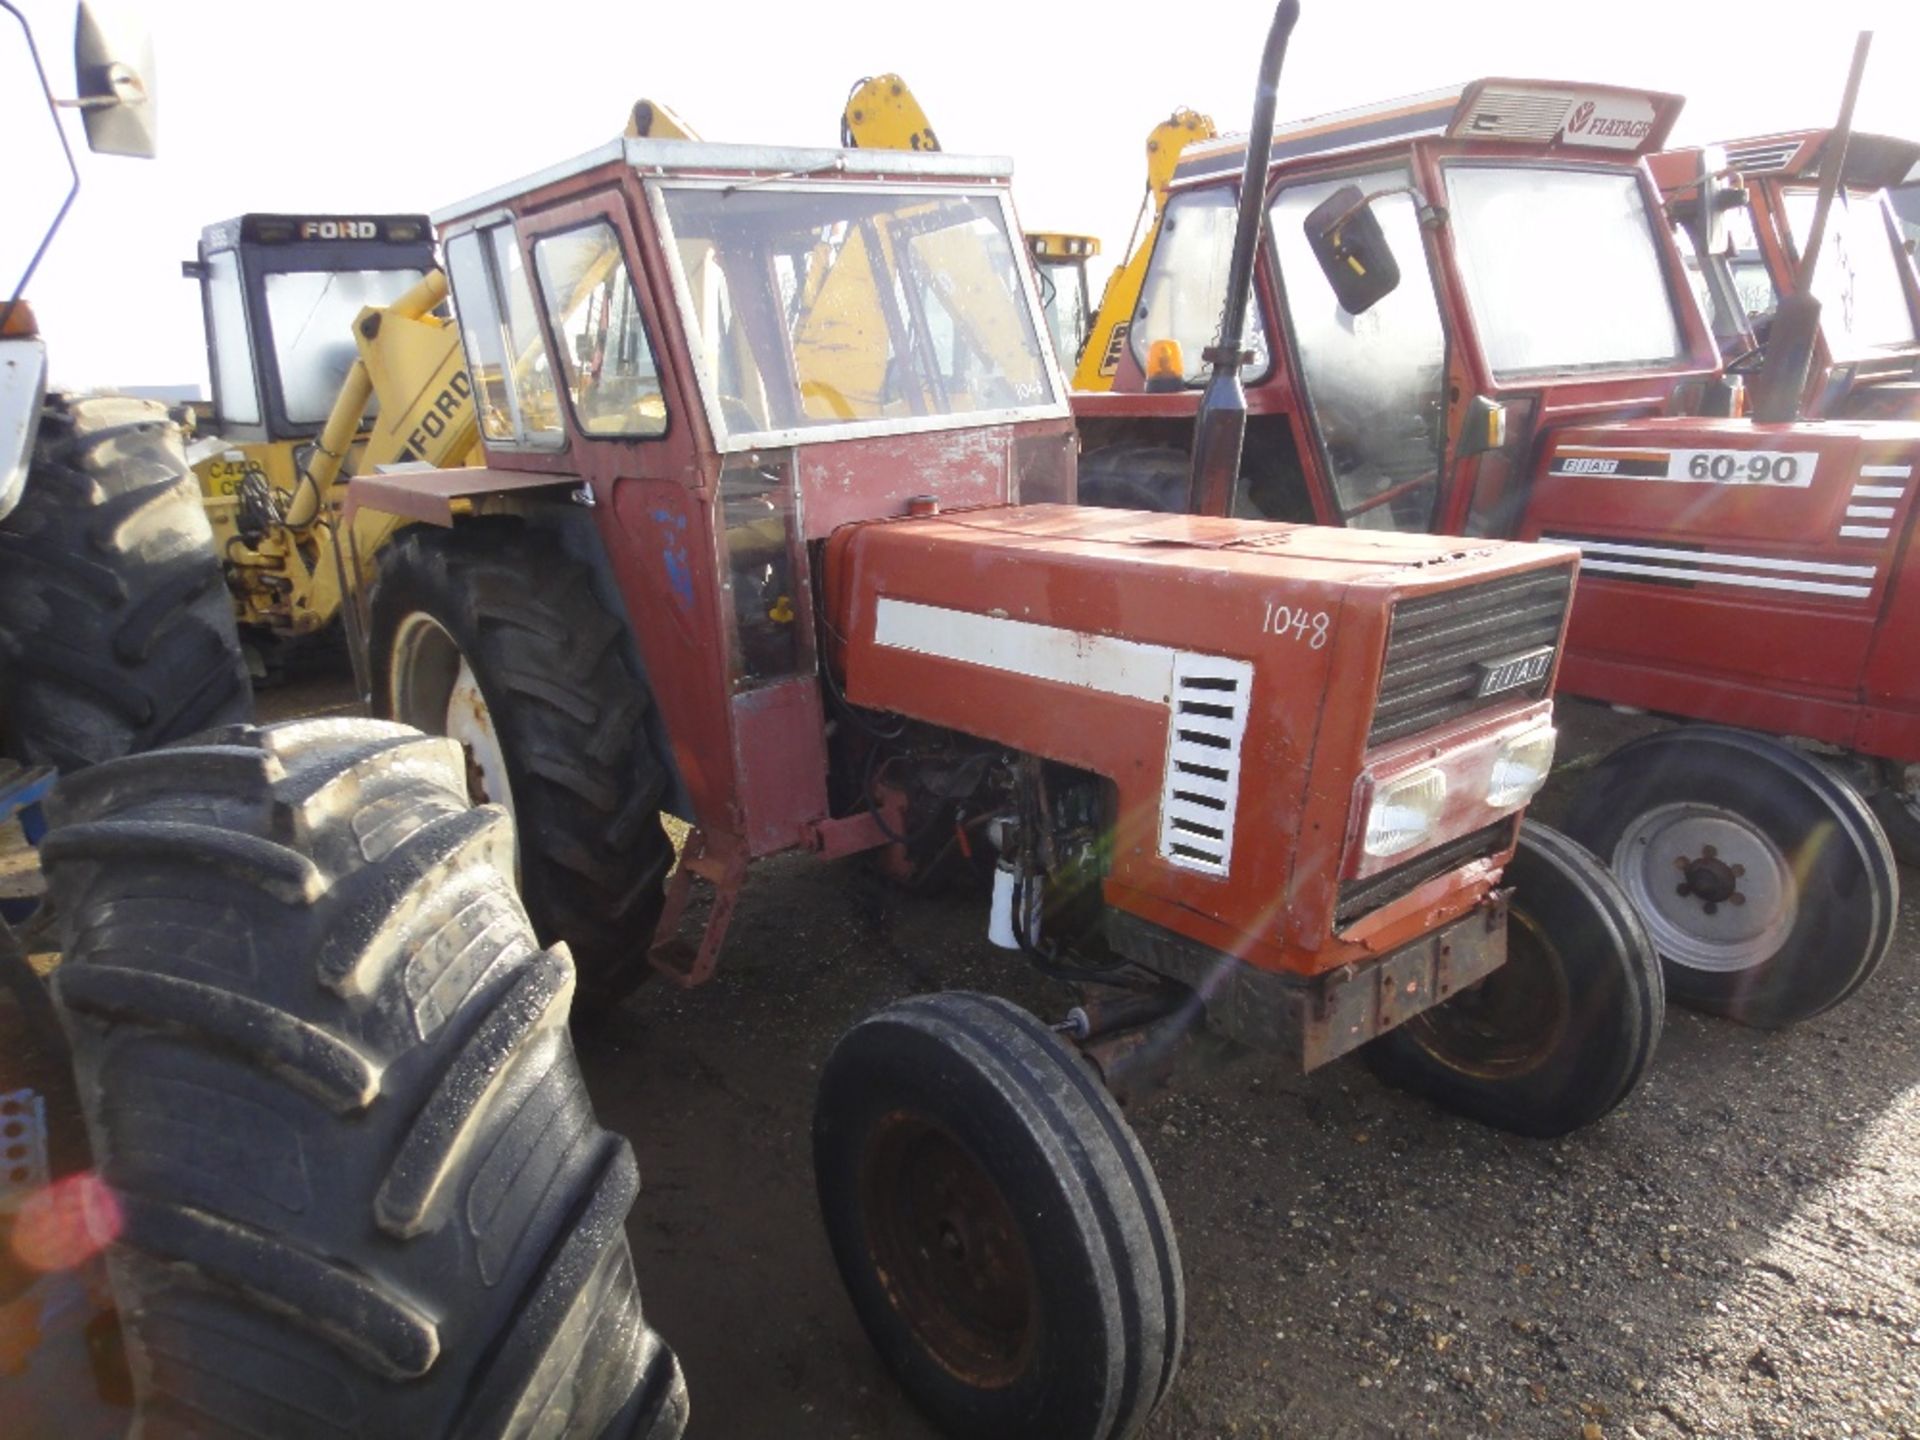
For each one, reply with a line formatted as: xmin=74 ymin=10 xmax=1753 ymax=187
xmin=1670 ymin=145 xmax=1745 ymax=259
xmin=74 ymin=1 xmax=157 ymax=158
xmin=1303 ymin=185 xmax=1401 ymax=316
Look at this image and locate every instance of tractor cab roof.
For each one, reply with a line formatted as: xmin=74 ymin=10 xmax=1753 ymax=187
xmin=1652 ymin=131 xmax=1920 ymax=193
xmin=432 ymin=138 xmax=1015 ymax=226
xmin=1173 ymin=79 xmax=1684 ymax=187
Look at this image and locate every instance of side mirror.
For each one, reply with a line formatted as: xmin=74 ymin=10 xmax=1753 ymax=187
xmin=1303 ymin=185 xmax=1401 ymax=316
xmin=1670 ymin=145 xmax=1746 ymax=259
xmin=74 ymin=2 xmax=158 ymax=158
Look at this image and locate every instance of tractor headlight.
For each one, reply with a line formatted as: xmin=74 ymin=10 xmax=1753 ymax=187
xmin=1364 ymin=767 xmax=1447 ymax=859
xmin=1486 ymin=723 xmax=1557 ymax=810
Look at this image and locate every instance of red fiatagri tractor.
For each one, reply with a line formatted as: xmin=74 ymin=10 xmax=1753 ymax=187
xmin=1077 ymin=72 xmax=1912 ymax=1036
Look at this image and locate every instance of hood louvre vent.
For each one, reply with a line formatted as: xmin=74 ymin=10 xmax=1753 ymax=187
xmin=1158 ymin=654 xmax=1254 ymax=877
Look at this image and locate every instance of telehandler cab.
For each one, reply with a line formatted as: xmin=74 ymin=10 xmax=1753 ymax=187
xmin=326 ymin=6 xmax=1658 ymax=1434
xmin=1077 ymin=75 xmax=1914 ymax=1031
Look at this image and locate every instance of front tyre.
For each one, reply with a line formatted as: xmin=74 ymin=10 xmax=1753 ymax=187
xmin=1564 ymin=727 xmax=1896 ymax=1027
xmin=1365 ymin=821 xmax=1663 ymax=1138
xmin=814 ymin=991 xmax=1182 ymax=1440
xmin=1867 ymin=782 xmax=1920 ymax=870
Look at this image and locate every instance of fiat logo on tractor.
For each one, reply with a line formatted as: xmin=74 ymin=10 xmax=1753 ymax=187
xmin=1476 ymin=647 xmax=1554 ymax=697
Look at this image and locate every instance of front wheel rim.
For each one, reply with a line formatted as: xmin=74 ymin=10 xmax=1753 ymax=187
xmin=388 ymin=611 xmax=517 ymax=821
xmin=1399 ymin=907 xmax=1572 ymax=1079
xmin=1612 ymin=802 xmax=1795 ymax=974
xmin=858 ymin=1111 xmax=1038 ymax=1390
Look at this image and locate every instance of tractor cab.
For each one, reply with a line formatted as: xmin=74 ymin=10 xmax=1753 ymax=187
xmin=1078 ymin=79 xmax=1716 ymax=537
xmin=358 ymin=139 xmax=1078 ymax=858
xmin=1651 ymin=132 xmax=1920 ymax=420
xmin=186 ymin=213 xmax=437 ymax=445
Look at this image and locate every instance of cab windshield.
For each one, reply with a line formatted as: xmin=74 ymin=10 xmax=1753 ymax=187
xmin=655 ymin=183 xmax=1057 ymax=445
xmin=1781 ymin=188 xmax=1919 ymax=359
xmin=1035 ymin=258 xmax=1089 ymax=372
xmin=261 ymin=266 xmax=427 ymax=424
xmin=1444 ymin=165 xmax=1686 ymax=380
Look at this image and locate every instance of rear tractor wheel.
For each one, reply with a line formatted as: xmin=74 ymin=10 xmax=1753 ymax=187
xmin=1366 ymin=821 xmax=1664 ymax=1137
xmin=0 ymin=395 xmax=250 ymax=770
xmin=814 ymin=991 xmax=1183 ymax=1440
xmin=1564 ymin=727 xmax=1896 ymax=1028
xmin=41 ymin=719 xmax=686 ymax=1439
xmin=369 ymin=523 xmax=675 ymax=1010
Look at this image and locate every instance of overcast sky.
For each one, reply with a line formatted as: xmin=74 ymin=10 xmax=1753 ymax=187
xmin=7 ymin=0 xmax=1918 ymax=391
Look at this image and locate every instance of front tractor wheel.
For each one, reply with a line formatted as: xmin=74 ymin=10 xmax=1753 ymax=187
xmin=1366 ymin=821 xmax=1663 ymax=1137
xmin=1867 ymin=781 xmax=1920 ymax=870
xmin=369 ymin=523 xmax=674 ymax=1010
xmin=1564 ymin=727 xmax=1897 ymax=1028
xmin=814 ymin=992 xmax=1183 ymax=1440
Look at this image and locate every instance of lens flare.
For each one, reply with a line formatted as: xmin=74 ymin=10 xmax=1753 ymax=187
xmin=11 ymin=1173 xmax=121 ymax=1274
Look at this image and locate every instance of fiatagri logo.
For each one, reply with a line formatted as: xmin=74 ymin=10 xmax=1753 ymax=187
xmin=1565 ymin=97 xmax=1652 ymax=142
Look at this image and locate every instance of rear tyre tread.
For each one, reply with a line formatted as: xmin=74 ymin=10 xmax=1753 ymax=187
xmin=0 ymin=393 xmax=250 ymax=770
xmin=44 ymin=719 xmax=683 ymax=1440
xmin=370 ymin=524 xmax=674 ymax=1007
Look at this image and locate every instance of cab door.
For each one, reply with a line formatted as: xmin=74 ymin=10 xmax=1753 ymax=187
xmin=1266 ymin=165 xmax=1453 ymax=534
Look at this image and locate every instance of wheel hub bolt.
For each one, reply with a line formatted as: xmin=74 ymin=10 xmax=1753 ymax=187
xmin=1673 ymin=844 xmax=1746 ymax=915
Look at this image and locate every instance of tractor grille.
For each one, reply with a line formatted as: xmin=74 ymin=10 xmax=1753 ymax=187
xmin=1336 ymin=819 xmax=1515 ymax=929
xmin=1368 ymin=565 xmax=1573 ymax=747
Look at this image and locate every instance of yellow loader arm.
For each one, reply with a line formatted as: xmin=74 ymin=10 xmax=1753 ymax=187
xmin=840 ymin=73 xmax=1103 ymax=375
xmin=1073 ymin=106 xmax=1216 ymax=392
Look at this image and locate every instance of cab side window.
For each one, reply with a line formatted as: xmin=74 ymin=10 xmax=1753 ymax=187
xmin=444 ymin=225 xmax=563 ymax=447
xmin=532 ymin=223 xmax=668 ymax=437
xmin=1131 ymin=187 xmax=1272 ymax=386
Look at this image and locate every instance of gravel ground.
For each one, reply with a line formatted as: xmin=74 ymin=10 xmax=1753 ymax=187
xmin=559 ymin=698 xmax=1920 ymax=1440
xmin=39 ymin=682 xmax=1918 ymax=1439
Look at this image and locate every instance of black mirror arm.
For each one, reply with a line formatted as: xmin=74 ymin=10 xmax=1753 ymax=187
xmin=1187 ymin=0 xmax=1300 ymax=518
xmin=0 ymin=0 xmax=80 ymax=336
xmin=1321 ymin=184 xmax=1442 ymax=236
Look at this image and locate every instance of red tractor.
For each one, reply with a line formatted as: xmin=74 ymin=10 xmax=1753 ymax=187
xmin=1077 ymin=76 xmax=1912 ymax=1033
xmin=1651 ymin=129 xmax=1920 ymax=421
xmin=271 ymin=11 xmax=1667 ymax=1436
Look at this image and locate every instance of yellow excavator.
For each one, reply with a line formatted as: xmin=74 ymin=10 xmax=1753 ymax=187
xmin=183 ymin=216 xmax=476 ymax=671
